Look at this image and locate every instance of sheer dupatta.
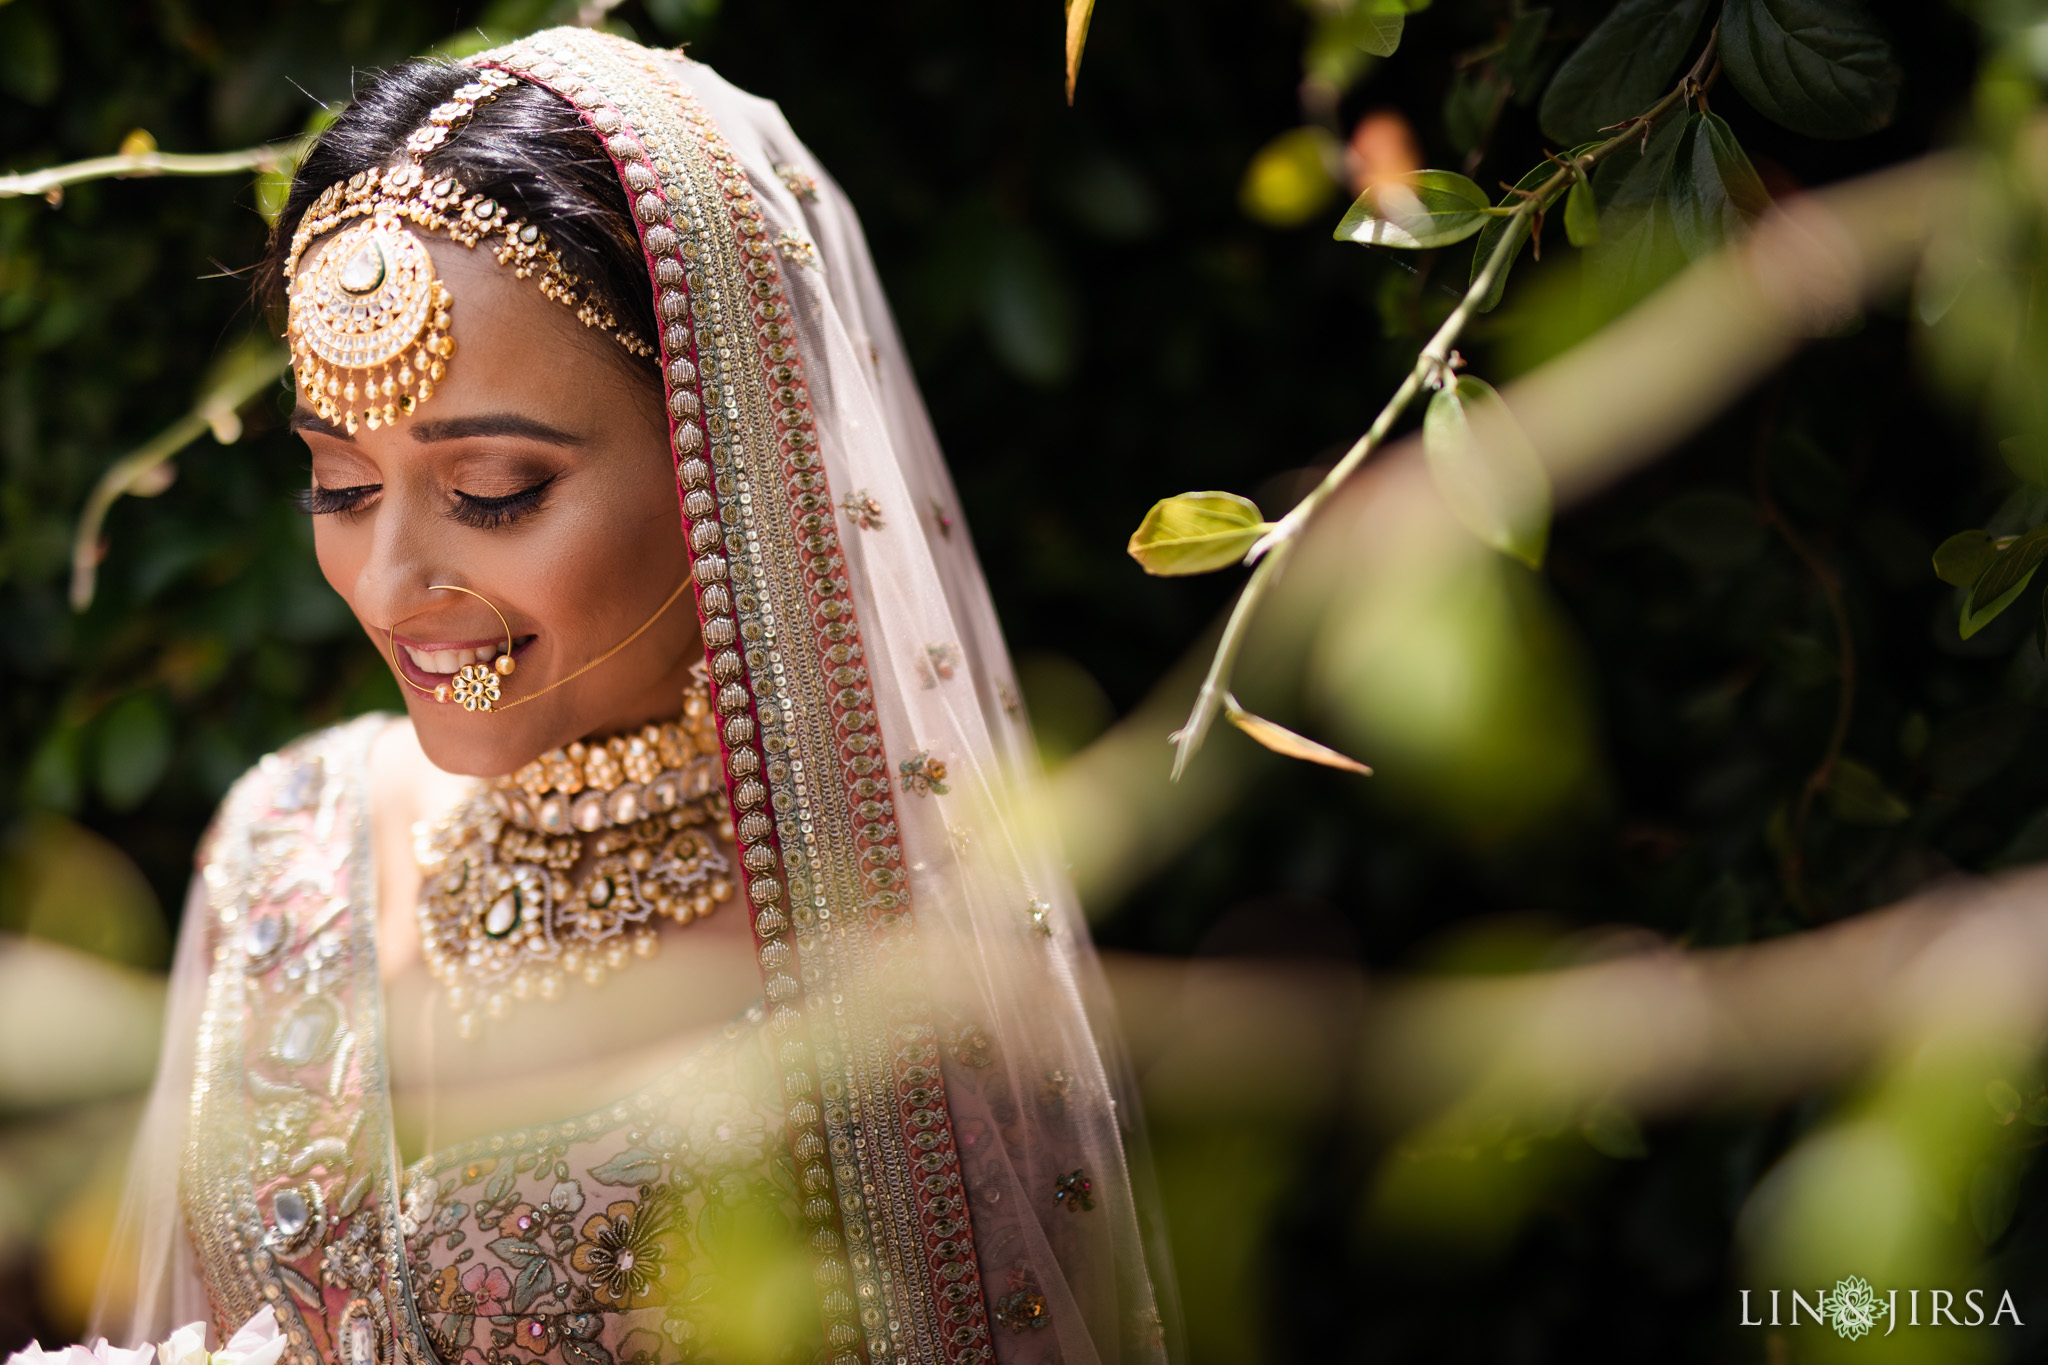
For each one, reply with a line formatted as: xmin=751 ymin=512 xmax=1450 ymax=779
xmin=95 ymin=29 xmax=1178 ymax=1365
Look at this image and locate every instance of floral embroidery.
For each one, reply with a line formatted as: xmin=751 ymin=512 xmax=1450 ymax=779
xmin=946 ymin=1020 xmax=994 ymax=1069
xmin=917 ymin=643 xmax=961 ymax=689
xmin=899 ymin=751 xmax=949 ymax=796
xmin=994 ymin=1268 xmax=1050 ymax=1333
xmin=929 ymin=499 xmax=954 ymax=539
xmin=773 ymin=229 xmax=818 ymax=269
xmin=685 ymin=1092 xmax=769 ymax=1175
xmin=773 ymin=163 xmax=819 ymax=202
xmin=1038 ymin=1069 xmax=1072 ymax=1114
xmin=571 ymin=1196 xmax=673 ymax=1308
xmin=839 ymin=489 xmax=885 ymax=530
xmin=1053 ymin=1168 xmax=1095 ymax=1212
xmin=402 ymin=1008 xmax=815 ymax=1365
xmin=998 ymin=681 xmax=1022 ymax=718
xmin=1026 ymin=897 xmax=1053 ymax=937
xmin=463 ymin=1263 xmax=514 ymax=1313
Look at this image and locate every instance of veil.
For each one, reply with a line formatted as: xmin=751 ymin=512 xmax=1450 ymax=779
xmin=93 ymin=28 xmax=1179 ymax=1365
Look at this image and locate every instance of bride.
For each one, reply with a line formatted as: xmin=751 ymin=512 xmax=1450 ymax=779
xmin=90 ymin=27 xmax=1175 ymax=1365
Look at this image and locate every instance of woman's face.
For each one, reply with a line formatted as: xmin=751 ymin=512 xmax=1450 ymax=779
xmin=293 ymin=228 xmax=697 ymax=778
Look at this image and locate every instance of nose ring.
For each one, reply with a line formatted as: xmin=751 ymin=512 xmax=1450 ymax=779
xmin=388 ymin=584 xmax=517 ymax=712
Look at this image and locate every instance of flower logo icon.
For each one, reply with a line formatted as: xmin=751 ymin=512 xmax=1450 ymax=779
xmin=1823 ymin=1276 xmax=1889 ymax=1340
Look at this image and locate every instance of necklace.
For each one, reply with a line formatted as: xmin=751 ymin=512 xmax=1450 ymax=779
xmin=415 ymin=682 xmax=736 ymax=1039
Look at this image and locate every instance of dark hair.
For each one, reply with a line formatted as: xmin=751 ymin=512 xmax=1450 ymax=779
xmin=260 ymin=60 xmax=658 ymax=378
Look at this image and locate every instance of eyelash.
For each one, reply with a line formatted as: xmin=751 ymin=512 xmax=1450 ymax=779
xmin=296 ymin=475 xmax=557 ymax=529
xmin=450 ymin=475 xmax=556 ymax=529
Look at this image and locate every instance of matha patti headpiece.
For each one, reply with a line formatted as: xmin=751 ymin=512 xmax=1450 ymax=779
xmin=283 ymin=66 xmax=653 ymax=435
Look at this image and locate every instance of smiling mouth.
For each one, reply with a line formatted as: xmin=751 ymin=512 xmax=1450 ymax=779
xmin=392 ymin=634 xmax=538 ymax=688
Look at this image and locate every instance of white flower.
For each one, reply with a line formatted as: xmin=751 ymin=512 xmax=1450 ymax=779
xmin=7 ymin=1336 xmax=156 ymax=1365
xmin=155 ymin=1324 xmax=206 ymax=1365
xmin=549 ymin=1178 xmax=584 ymax=1216
xmin=216 ymin=1307 xmax=286 ymax=1365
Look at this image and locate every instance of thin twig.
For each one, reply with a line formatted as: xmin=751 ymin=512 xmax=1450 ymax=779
xmin=1752 ymin=392 xmax=1855 ymax=917
xmin=0 ymin=138 xmax=310 ymax=201
xmin=1169 ymin=28 xmax=1721 ymax=780
xmin=70 ymin=347 xmax=289 ymax=611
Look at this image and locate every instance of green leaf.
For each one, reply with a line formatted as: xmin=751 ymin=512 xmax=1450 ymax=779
xmin=1444 ymin=71 xmax=1505 ymax=157
xmin=1537 ymin=0 xmax=1712 ymax=144
xmin=2001 ymin=436 xmax=2048 ymax=488
xmin=1966 ymin=525 xmax=2048 ymax=622
xmin=1667 ymin=114 xmax=1771 ymax=260
xmin=1468 ymin=161 xmax=1554 ymax=313
xmin=1825 ymin=758 xmax=1910 ymax=825
xmin=1335 ymin=170 xmax=1493 ymax=250
xmin=587 ymin=1147 xmax=663 ymax=1186
xmin=1987 ymin=1079 xmax=2024 ymax=1123
xmin=95 ymin=693 xmax=171 ymax=811
xmin=1127 ymin=492 xmax=1273 ymax=576
xmin=1962 ymin=571 xmax=2035 ymax=638
xmin=1588 ymin=114 xmax=1689 ymax=305
xmin=1932 ymin=529 xmax=1997 ymax=588
xmin=1222 ymin=694 xmax=1373 ymax=775
xmin=1719 ymin=0 xmax=1900 ymax=139
xmin=1423 ymin=376 xmax=1552 ymax=567
xmin=1564 ymin=176 xmax=1599 ymax=247
xmin=1502 ymin=7 xmax=1554 ymax=101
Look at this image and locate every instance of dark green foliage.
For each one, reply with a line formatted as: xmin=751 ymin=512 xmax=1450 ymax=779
xmin=1537 ymin=0 xmax=1711 ymax=143
xmin=1718 ymin=0 xmax=1901 ymax=139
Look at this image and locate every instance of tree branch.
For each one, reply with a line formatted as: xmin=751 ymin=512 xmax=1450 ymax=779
xmin=0 ymin=138 xmax=310 ymax=202
xmin=1169 ymin=30 xmax=1720 ymax=780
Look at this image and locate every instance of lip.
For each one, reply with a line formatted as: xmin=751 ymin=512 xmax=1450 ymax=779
xmin=390 ymin=632 xmax=537 ymax=694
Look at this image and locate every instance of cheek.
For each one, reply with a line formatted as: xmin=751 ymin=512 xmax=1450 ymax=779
xmin=312 ymin=518 xmax=369 ymax=606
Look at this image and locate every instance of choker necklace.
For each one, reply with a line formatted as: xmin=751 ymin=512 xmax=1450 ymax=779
xmin=415 ymin=679 xmax=735 ymax=1039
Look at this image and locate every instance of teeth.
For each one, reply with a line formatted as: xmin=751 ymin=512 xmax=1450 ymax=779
xmin=404 ymin=646 xmax=487 ymax=675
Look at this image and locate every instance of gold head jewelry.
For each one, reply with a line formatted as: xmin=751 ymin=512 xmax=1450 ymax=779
xmin=388 ymin=577 xmax=694 ymax=714
xmin=284 ymin=67 xmax=652 ymax=436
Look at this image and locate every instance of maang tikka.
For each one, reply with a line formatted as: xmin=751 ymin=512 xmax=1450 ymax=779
xmin=283 ymin=66 xmax=652 ymax=435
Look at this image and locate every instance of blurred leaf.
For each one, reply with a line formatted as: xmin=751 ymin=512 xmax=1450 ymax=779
xmin=1335 ymin=170 xmax=1492 ymax=250
xmin=1648 ymin=489 xmax=1764 ymax=571
xmin=1423 ymin=376 xmax=1552 ymax=567
xmin=1241 ymin=127 xmax=1341 ymax=227
xmin=1932 ymin=529 xmax=1997 ymax=588
xmin=1537 ymin=0 xmax=1711 ymax=144
xmin=1017 ymin=652 xmax=1114 ymax=766
xmin=1719 ymin=0 xmax=1900 ymax=139
xmin=1222 ymin=694 xmax=1373 ymax=775
xmin=1971 ymin=1150 xmax=2025 ymax=1245
xmin=1825 ymin=759 xmax=1910 ymax=826
xmin=1581 ymin=1103 xmax=1648 ymax=1158
xmin=1502 ymin=7 xmax=1554 ymax=98
xmin=978 ymin=231 xmax=1076 ymax=386
xmin=0 ymin=3 xmax=60 ymax=106
xmin=94 ymin=693 xmax=172 ymax=812
xmin=1563 ymin=176 xmax=1599 ymax=247
xmin=1444 ymin=71 xmax=1504 ymax=156
xmin=1986 ymin=1079 xmax=2023 ymax=1122
xmin=1469 ymin=162 xmax=1552 ymax=313
xmin=1128 ymin=492 xmax=1273 ymax=576
xmin=1065 ymin=0 xmax=1096 ymax=103
xmin=1667 ymin=114 xmax=1771 ymax=260
xmin=0 ymin=817 xmax=168 ymax=970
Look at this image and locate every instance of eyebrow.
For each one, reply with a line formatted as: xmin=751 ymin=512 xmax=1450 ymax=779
xmin=287 ymin=409 xmax=586 ymax=446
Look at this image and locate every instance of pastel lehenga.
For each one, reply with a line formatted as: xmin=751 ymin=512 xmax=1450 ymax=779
xmin=92 ymin=28 xmax=1176 ymax=1365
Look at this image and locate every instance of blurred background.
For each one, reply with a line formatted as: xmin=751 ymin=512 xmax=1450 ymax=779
xmin=9 ymin=0 xmax=2048 ymax=1359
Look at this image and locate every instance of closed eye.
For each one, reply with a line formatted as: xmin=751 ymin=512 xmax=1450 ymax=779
xmin=298 ymin=483 xmax=381 ymax=517
xmin=451 ymin=475 xmax=557 ymax=530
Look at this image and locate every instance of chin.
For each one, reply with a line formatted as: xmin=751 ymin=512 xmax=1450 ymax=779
xmin=403 ymin=695 xmax=544 ymax=778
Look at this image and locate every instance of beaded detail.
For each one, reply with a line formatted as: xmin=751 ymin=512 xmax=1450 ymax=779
xmin=415 ymin=685 xmax=735 ymax=1039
